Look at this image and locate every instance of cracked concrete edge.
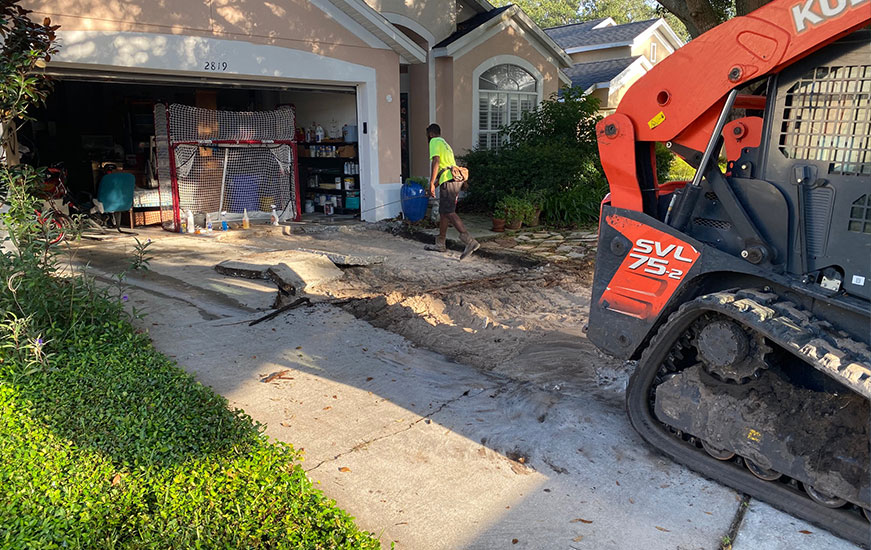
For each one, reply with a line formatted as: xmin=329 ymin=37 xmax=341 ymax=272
xmin=386 ymin=226 xmax=541 ymax=268
xmin=305 ymin=387 xmax=493 ymax=473
xmin=81 ymin=264 xmax=255 ymax=319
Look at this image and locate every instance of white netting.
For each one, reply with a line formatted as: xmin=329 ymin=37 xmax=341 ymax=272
xmin=152 ymin=104 xmax=176 ymax=231
xmin=153 ymin=104 xmax=300 ymax=230
xmin=168 ymin=104 xmax=295 ymax=142
xmin=174 ymin=144 xmax=296 ymax=219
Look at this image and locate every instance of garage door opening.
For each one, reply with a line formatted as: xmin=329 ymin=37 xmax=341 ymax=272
xmin=25 ymin=76 xmax=360 ymax=230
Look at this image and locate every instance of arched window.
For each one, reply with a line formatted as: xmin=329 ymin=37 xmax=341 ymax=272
xmin=477 ymin=64 xmax=538 ymax=150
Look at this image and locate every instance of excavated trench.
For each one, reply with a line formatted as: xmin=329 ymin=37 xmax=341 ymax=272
xmin=317 ymin=257 xmax=629 ymax=404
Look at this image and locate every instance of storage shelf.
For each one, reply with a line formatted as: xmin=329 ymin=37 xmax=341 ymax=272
xmin=307 ymin=188 xmax=358 ymax=195
xmin=299 ymin=141 xmax=357 ymax=146
xmin=300 ymin=156 xmax=357 ymax=161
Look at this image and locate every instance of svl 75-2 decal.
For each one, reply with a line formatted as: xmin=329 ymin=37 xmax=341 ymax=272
xmin=599 ymin=215 xmax=701 ymax=319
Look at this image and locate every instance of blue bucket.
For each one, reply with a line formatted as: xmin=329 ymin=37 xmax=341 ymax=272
xmin=400 ymin=181 xmax=428 ymax=222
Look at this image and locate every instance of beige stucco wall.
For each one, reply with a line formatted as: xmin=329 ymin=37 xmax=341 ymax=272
xmin=450 ymin=25 xmax=561 ymax=154
xmin=631 ymin=33 xmax=670 ymax=65
xmin=435 ymin=57 xmax=455 ymax=145
xmin=589 ymin=87 xmax=610 ymax=111
xmin=24 ymin=0 xmax=402 ymax=188
xmin=408 ymin=62 xmax=431 ymax=178
xmin=364 ymin=0 xmax=455 ymax=43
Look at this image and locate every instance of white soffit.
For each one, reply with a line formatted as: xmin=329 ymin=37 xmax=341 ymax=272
xmin=326 ymin=0 xmax=427 ymax=63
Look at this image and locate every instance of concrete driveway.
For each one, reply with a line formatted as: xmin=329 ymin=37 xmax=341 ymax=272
xmin=72 ymin=225 xmax=861 ymax=550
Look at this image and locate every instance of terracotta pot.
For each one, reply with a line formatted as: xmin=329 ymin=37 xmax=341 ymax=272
xmin=506 ymin=218 xmax=522 ymax=230
xmin=491 ymin=217 xmax=506 ymax=232
xmin=526 ymin=209 xmax=542 ymax=227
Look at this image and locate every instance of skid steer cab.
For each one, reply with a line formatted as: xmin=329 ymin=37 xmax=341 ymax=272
xmin=585 ymin=0 xmax=871 ymax=545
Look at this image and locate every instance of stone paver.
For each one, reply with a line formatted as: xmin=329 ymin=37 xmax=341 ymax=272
xmin=481 ymin=227 xmax=599 ymax=264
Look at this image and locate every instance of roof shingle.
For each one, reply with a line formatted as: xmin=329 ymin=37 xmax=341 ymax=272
xmin=434 ymin=6 xmax=512 ymax=49
xmin=563 ymin=56 xmax=640 ymax=91
xmin=545 ymin=19 xmax=657 ymax=50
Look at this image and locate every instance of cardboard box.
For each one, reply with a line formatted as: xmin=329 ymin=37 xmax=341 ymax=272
xmin=337 ymin=145 xmax=356 ymax=158
xmin=133 ymin=210 xmax=162 ymax=226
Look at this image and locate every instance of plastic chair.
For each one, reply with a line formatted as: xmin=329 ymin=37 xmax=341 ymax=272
xmin=97 ymin=172 xmax=135 ymax=232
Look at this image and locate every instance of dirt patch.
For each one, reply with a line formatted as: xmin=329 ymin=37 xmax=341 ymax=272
xmin=307 ymin=234 xmax=625 ymax=401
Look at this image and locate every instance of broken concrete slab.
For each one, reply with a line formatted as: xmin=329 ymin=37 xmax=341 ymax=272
xmin=297 ymin=248 xmax=386 ymax=267
xmin=266 ymin=264 xmax=303 ymax=295
xmin=215 ymin=260 xmax=270 ymax=280
xmin=216 ymin=250 xmax=344 ymax=295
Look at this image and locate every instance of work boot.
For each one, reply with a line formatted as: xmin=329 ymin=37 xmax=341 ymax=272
xmin=425 ymin=236 xmax=447 ymax=252
xmin=459 ymin=232 xmax=480 ymax=260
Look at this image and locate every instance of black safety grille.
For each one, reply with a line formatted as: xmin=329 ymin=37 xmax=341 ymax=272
xmin=705 ymin=192 xmax=718 ymax=202
xmin=849 ymin=194 xmax=871 ymax=234
xmin=693 ymin=217 xmax=732 ymax=230
xmin=779 ymin=64 xmax=871 ymax=177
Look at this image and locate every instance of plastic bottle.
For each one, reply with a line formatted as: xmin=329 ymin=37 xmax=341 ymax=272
xmin=220 ymin=211 xmax=229 ymax=231
xmin=315 ymin=123 xmax=324 ymax=143
xmin=186 ymin=209 xmax=195 ymax=234
xmin=270 ymin=205 xmax=280 ymax=226
xmin=205 ymin=212 xmax=213 ymax=232
xmin=242 ymin=208 xmax=250 ymax=229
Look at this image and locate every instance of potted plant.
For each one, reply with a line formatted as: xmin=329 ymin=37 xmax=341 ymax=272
xmin=498 ymin=195 xmax=534 ymax=231
xmin=492 ymin=198 xmax=507 ymax=232
xmin=523 ymin=190 xmax=544 ymax=227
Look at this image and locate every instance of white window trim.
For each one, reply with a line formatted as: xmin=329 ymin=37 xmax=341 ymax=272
xmin=650 ymin=42 xmax=657 ymax=63
xmin=473 ymin=56 xmax=544 ymax=151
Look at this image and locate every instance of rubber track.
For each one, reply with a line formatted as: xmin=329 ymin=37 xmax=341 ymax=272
xmin=626 ymin=289 xmax=871 ymax=547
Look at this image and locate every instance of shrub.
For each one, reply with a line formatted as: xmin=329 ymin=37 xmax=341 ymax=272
xmin=494 ymin=194 xmax=535 ymax=223
xmin=541 ymin=176 xmax=609 ymax=227
xmin=461 ymin=87 xmax=606 ymax=225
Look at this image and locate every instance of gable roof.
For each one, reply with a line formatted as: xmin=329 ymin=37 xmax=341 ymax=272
xmin=563 ymin=56 xmax=640 ymax=90
xmin=327 ymin=0 xmax=427 ymax=63
xmin=432 ymin=5 xmax=573 ymax=69
xmin=433 ymin=6 xmax=512 ymax=49
xmin=546 ymin=18 xmax=658 ymax=50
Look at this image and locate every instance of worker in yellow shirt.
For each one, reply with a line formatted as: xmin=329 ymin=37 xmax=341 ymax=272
xmin=424 ymin=123 xmax=479 ymax=260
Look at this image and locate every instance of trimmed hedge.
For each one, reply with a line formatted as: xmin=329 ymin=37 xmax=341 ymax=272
xmin=0 ymin=311 xmax=380 ymax=549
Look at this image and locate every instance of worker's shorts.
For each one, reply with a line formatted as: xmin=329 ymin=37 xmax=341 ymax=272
xmin=438 ymin=179 xmax=462 ymax=215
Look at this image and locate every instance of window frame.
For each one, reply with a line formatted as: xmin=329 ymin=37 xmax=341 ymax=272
xmin=472 ymin=56 xmax=543 ymax=151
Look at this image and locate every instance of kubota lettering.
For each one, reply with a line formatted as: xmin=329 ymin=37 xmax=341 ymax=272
xmin=791 ymin=0 xmax=868 ymax=32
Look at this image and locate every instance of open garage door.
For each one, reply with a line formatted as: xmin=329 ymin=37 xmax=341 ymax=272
xmin=26 ymin=71 xmax=362 ymax=230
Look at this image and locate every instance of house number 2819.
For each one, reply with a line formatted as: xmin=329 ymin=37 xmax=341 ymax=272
xmin=203 ymin=61 xmax=229 ymax=71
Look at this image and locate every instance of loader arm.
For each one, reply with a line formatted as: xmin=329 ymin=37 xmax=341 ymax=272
xmin=597 ymin=0 xmax=871 ymax=212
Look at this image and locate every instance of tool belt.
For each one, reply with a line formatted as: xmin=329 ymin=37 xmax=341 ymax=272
xmin=437 ymin=165 xmax=469 ymax=184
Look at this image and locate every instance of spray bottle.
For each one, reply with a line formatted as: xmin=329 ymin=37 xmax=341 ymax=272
xmin=220 ymin=211 xmax=229 ymax=231
xmin=270 ymin=205 xmax=279 ymax=226
xmin=242 ymin=208 xmax=250 ymax=229
xmin=185 ymin=209 xmax=195 ymax=234
xmin=205 ymin=212 xmax=213 ymax=232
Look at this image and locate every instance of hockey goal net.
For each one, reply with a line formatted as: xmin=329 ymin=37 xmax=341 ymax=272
xmin=153 ymin=103 xmax=301 ymax=232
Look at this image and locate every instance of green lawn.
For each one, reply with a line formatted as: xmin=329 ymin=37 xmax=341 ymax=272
xmin=0 ymin=310 xmax=380 ymax=549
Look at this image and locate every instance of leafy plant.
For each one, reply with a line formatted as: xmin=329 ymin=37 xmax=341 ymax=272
xmin=461 ymin=87 xmax=605 ymax=227
xmin=494 ymin=194 xmax=535 ymax=223
xmin=405 ymin=176 xmax=428 ymax=187
xmin=541 ymin=176 xmax=609 ymax=227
